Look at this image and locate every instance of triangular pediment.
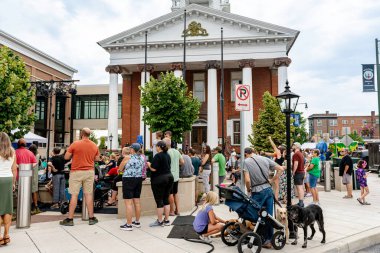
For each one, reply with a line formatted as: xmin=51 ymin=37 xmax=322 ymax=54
xmin=98 ymin=4 xmax=299 ymax=52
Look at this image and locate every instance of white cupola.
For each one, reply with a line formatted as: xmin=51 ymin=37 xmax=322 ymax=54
xmin=171 ymin=0 xmax=230 ymax=12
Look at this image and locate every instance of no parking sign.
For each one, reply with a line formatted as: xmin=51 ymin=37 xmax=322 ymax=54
xmin=235 ymin=84 xmax=251 ymax=111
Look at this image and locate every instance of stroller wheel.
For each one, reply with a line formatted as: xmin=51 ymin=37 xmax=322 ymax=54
xmin=221 ymin=221 xmax=242 ymax=246
xmin=238 ymin=232 xmax=262 ymax=253
xmin=271 ymin=231 xmax=286 ymax=250
xmin=60 ymin=202 xmax=68 ymax=215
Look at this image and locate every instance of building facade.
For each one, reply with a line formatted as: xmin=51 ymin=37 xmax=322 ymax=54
xmin=308 ymin=111 xmax=379 ymax=139
xmin=98 ymin=0 xmax=299 ymax=151
xmin=0 ymin=30 xmax=77 ymax=154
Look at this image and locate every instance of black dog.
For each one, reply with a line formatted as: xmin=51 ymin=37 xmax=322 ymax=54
xmin=287 ymin=204 xmax=326 ymax=248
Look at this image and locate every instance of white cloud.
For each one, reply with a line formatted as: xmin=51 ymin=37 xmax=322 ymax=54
xmin=1 ymin=0 xmax=379 ymax=117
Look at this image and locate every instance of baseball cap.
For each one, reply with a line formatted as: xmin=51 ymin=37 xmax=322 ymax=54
xmin=293 ymin=142 xmax=301 ymax=149
xmin=130 ymin=143 xmax=141 ymax=152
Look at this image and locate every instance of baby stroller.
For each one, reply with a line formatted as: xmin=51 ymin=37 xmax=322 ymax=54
xmin=60 ymin=187 xmax=83 ymax=214
xmin=217 ymin=185 xmax=286 ymax=253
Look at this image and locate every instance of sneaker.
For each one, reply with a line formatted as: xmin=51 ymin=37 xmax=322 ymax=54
xmin=51 ymin=203 xmax=60 ymax=209
xmin=305 ymin=193 xmax=312 ymax=197
xmin=132 ymin=221 xmax=141 ymax=228
xmin=120 ymin=223 xmax=133 ymax=231
xmin=199 ymin=235 xmax=212 ymax=243
xmin=59 ymin=218 xmax=74 ymax=226
xmin=89 ymin=217 xmax=98 ymax=225
xmin=149 ymin=219 xmax=164 ymax=227
xmin=163 ymin=219 xmax=171 ymax=226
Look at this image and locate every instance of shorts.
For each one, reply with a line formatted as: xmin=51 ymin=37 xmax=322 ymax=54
xmin=309 ymin=174 xmax=318 ymax=188
xmin=32 ymin=166 xmax=39 ymax=193
xmin=197 ymin=224 xmax=208 ymax=235
xmin=69 ymin=170 xmax=94 ymax=195
xmin=342 ymin=173 xmax=352 ymax=185
xmin=305 ymin=173 xmax=310 ymax=184
xmin=151 ymin=173 xmax=174 ymax=208
xmin=122 ymin=177 xmax=143 ymax=199
xmin=294 ymin=172 xmax=305 ymax=186
xmin=171 ymin=181 xmax=179 ymax=195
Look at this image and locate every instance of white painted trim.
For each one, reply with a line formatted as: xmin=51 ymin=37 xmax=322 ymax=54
xmin=0 ymin=30 xmax=77 ymax=77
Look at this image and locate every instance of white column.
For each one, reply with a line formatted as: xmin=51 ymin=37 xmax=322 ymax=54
xmin=239 ymin=59 xmax=254 ymax=149
xmin=140 ymin=71 xmax=151 ymax=149
xmin=108 ymin=71 xmax=119 ymax=150
xmin=274 ymin=57 xmax=292 ymax=93
xmin=207 ymin=62 xmax=218 ymax=149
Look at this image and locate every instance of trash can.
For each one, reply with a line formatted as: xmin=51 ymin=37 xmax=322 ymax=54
xmin=16 ymin=164 xmax=33 ymax=228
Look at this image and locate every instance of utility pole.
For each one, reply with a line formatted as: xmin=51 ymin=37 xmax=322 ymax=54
xmin=376 ymin=38 xmax=380 ymax=138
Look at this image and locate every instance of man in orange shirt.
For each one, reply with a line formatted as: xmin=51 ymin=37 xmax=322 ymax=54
xmin=60 ymin=128 xmax=100 ymax=226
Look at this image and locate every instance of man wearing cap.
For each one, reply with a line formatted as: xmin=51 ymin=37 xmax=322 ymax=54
xmin=15 ymin=138 xmax=38 ymax=212
xmin=339 ymin=148 xmax=353 ymax=198
xmin=243 ymin=147 xmax=283 ymax=248
xmin=292 ymin=142 xmax=305 ymax=207
xmin=211 ymin=146 xmax=226 ymax=185
xmin=60 ymin=128 xmax=100 ymax=226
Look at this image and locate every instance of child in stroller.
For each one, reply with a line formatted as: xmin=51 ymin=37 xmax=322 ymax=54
xmin=217 ymin=185 xmax=286 ymax=253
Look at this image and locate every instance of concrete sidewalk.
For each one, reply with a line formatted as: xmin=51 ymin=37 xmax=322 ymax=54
xmin=2 ymin=174 xmax=380 ymax=253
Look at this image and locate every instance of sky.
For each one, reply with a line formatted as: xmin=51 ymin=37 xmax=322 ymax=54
xmin=1 ymin=0 xmax=380 ymax=119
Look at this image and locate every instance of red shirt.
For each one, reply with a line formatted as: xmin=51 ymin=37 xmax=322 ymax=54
xmin=67 ymin=139 xmax=99 ymax=170
xmin=15 ymin=147 xmax=37 ymax=165
xmin=107 ymin=167 xmax=119 ymax=176
xmin=292 ymin=151 xmax=305 ymax=173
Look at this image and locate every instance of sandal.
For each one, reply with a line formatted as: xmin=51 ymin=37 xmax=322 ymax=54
xmin=343 ymin=195 xmax=353 ymax=199
xmin=357 ymin=198 xmax=364 ymax=205
xmin=0 ymin=237 xmax=4 ymax=245
xmin=364 ymin=202 xmax=371 ymax=205
xmin=3 ymin=236 xmax=10 ymax=245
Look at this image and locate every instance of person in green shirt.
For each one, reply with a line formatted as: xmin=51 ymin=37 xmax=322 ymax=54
xmin=212 ymin=147 xmax=226 ymax=185
xmin=306 ymin=149 xmax=321 ymax=205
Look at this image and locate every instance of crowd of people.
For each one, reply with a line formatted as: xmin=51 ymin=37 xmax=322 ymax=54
xmin=0 ymin=127 xmax=371 ymax=246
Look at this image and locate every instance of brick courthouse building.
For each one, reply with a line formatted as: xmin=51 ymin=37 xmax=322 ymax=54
xmin=98 ymin=0 xmax=299 ymax=151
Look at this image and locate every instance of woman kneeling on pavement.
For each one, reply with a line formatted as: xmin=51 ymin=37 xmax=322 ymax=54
xmin=147 ymin=140 xmax=174 ymax=227
xmin=119 ymin=143 xmax=145 ymax=231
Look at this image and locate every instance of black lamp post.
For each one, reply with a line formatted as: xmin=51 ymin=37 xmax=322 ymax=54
xmin=276 ymin=80 xmax=300 ymax=207
xmin=109 ymin=134 xmax=113 ymax=151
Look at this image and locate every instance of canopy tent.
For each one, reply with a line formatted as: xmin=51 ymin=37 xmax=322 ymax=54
xmin=11 ymin=130 xmax=47 ymax=144
xmin=301 ymin=142 xmax=317 ymax=150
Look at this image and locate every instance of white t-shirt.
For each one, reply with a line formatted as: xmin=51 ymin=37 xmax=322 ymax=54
xmin=0 ymin=155 xmax=14 ymax=178
xmin=152 ymin=139 xmax=159 ymax=157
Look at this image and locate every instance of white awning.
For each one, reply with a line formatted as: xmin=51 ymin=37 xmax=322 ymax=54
xmin=11 ymin=130 xmax=48 ymax=144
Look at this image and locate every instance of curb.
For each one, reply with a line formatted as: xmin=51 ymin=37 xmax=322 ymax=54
xmin=307 ymin=226 xmax=380 ymax=253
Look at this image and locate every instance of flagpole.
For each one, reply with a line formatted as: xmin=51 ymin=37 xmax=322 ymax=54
xmin=183 ymin=9 xmax=187 ymax=80
xmin=220 ymin=27 xmax=225 ymax=153
xmin=144 ymin=30 xmax=147 ymax=151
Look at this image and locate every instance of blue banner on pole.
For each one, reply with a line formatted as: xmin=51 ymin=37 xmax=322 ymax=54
xmin=362 ymin=64 xmax=375 ymax=92
xmin=291 ymin=113 xmax=300 ymax=127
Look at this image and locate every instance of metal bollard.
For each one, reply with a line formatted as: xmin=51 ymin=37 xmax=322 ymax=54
xmin=324 ymin=161 xmax=331 ymax=192
xmin=82 ymin=194 xmax=89 ymax=221
xmin=16 ymin=164 xmax=33 ymax=228
xmin=212 ymin=162 xmax=220 ymax=204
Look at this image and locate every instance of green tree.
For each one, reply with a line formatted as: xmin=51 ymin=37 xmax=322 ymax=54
xmin=140 ymin=72 xmax=201 ymax=142
xmin=89 ymin=132 xmax=98 ymax=145
xmin=99 ymin=136 xmax=106 ymax=149
xmin=249 ymin=91 xmax=286 ymax=152
xmin=348 ymin=132 xmax=363 ymax=142
xmin=0 ymin=46 xmax=35 ymax=140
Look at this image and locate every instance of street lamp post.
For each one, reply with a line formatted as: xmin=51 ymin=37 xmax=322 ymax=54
xmin=276 ymin=80 xmax=300 ymax=207
xmin=109 ymin=134 xmax=113 ymax=151
xmin=276 ymin=80 xmax=299 ymax=240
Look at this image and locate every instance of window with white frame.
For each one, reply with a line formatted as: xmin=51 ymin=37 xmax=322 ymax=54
xmin=230 ymin=71 xmax=242 ymax=102
xmin=351 ymin=120 xmax=355 ymax=124
xmin=329 ymin=119 xmax=337 ymax=126
xmin=317 ymin=120 xmax=322 ymax=126
xmin=342 ymin=127 xmax=351 ymax=135
xmin=336 ymin=130 xmax=340 ymax=136
xmin=362 ymin=119 xmax=367 ymax=125
xmin=317 ymin=130 xmax=323 ymax=136
xmin=342 ymin=120 xmax=348 ymax=125
xmin=232 ymin=120 xmax=241 ymax=145
xmin=193 ymin=73 xmax=205 ymax=102
xmin=329 ymin=130 xmax=334 ymax=137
